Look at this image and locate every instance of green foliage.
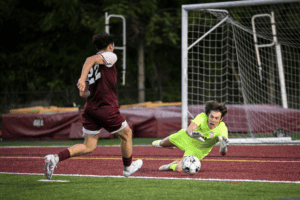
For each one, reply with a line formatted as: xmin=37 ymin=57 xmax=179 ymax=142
xmin=0 ymin=0 xmax=185 ymax=107
xmin=0 ymin=0 xmax=238 ymax=112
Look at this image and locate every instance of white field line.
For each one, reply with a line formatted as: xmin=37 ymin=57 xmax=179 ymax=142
xmin=1 ymin=172 xmax=299 ymax=184
xmin=38 ymin=179 xmax=69 ymax=182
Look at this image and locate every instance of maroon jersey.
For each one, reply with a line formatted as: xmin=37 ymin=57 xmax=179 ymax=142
xmin=86 ymin=52 xmax=119 ymax=108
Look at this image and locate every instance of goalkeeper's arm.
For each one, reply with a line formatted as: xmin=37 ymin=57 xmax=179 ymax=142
xmin=218 ymin=136 xmax=229 ymax=156
xmin=186 ymin=122 xmax=205 ymax=142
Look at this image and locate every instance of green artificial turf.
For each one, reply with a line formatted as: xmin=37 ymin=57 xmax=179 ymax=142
xmin=1 ymin=138 xmax=300 ymax=200
xmin=0 ymin=174 xmax=299 ymax=200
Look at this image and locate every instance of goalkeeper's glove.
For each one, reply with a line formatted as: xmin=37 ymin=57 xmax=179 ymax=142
xmin=219 ymin=136 xmax=229 ymax=152
xmin=188 ymin=131 xmax=205 ymax=142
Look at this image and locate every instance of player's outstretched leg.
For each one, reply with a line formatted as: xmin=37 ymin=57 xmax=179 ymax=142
xmin=159 ymin=161 xmax=179 ymax=171
xmin=43 ymin=154 xmax=59 ymax=180
xmin=152 ymin=140 xmax=163 ymax=148
xmin=43 ymin=134 xmax=97 ymax=180
xmin=152 ymin=137 xmax=176 ymax=149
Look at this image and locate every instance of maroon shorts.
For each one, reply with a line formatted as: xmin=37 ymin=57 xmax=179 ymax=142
xmin=82 ymin=106 xmax=125 ymax=134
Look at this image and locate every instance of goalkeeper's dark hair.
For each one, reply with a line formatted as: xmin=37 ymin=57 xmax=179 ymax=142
xmin=205 ymin=100 xmax=227 ymax=119
xmin=92 ymin=32 xmax=115 ymax=51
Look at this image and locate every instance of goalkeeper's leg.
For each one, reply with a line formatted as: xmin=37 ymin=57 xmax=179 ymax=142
xmin=160 ymin=152 xmax=205 ymax=172
xmin=171 ymin=160 xmax=183 ymax=171
xmin=152 ymin=136 xmax=176 ymax=149
xmin=158 ymin=160 xmax=183 ymax=172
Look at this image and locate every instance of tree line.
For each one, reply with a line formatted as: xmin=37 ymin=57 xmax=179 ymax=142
xmin=0 ymin=0 xmax=231 ymax=114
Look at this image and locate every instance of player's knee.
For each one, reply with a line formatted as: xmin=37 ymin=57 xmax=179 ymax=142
xmin=86 ymin=147 xmax=95 ymax=154
xmin=84 ymin=144 xmax=97 ymax=154
xmin=125 ymin=127 xmax=132 ymax=140
xmin=117 ymin=126 xmax=132 ymax=141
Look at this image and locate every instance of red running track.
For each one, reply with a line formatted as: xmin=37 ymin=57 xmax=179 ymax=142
xmin=0 ymin=145 xmax=300 ymax=182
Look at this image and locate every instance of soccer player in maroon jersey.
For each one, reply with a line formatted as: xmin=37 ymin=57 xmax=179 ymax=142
xmin=43 ymin=32 xmax=143 ymax=179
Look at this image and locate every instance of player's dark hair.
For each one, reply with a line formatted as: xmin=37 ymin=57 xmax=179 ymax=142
xmin=92 ymin=32 xmax=115 ymax=51
xmin=205 ymin=100 xmax=227 ymax=119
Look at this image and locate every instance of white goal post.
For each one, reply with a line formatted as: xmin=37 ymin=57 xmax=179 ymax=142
xmin=105 ymin=12 xmax=126 ymax=86
xmin=181 ymin=0 xmax=300 ymax=141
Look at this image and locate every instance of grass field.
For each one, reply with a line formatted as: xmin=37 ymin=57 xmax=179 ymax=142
xmin=1 ymin=139 xmax=300 ymax=200
xmin=1 ymin=174 xmax=300 ymax=200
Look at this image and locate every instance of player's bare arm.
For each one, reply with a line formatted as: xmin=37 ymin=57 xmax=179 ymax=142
xmin=186 ymin=122 xmax=198 ymax=135
xmin=186 ymin=122 xmax=205 ymax=142
xmin=218 ymin=136 xmax=229 ymax=156
xmin=77 ymin=55 xmax=104 ymax=92
xmin=79 ymin=81 xmax=90 ymax=99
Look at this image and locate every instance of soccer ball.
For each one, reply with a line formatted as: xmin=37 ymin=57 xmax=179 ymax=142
xmin=181 ymin=156 xmax=201 ymax=175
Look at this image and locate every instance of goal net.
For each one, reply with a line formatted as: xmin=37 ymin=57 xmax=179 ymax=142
xmin=181 ymin=0 xmax=300 ymax=140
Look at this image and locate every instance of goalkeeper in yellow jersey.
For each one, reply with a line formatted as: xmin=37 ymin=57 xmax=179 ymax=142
xmin=152 ymin=100 xmax=229 ymax=172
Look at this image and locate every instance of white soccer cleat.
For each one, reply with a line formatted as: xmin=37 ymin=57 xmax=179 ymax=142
xmin=43 ymin=154 xmax=58 ymax=180
xmin=158 ymin=161 xmax=179 ymax=171
xmin=152 ymin=140 xmax=163 ymax=148
xmin=123 ymin=159 xmax=143 ymax=178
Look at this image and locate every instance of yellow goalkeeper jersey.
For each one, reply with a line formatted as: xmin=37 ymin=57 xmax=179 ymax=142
xmin=169 ymin=112 xmax=228 ymax=160
xmin=191 ymin=112 xmax=228 ymax=149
